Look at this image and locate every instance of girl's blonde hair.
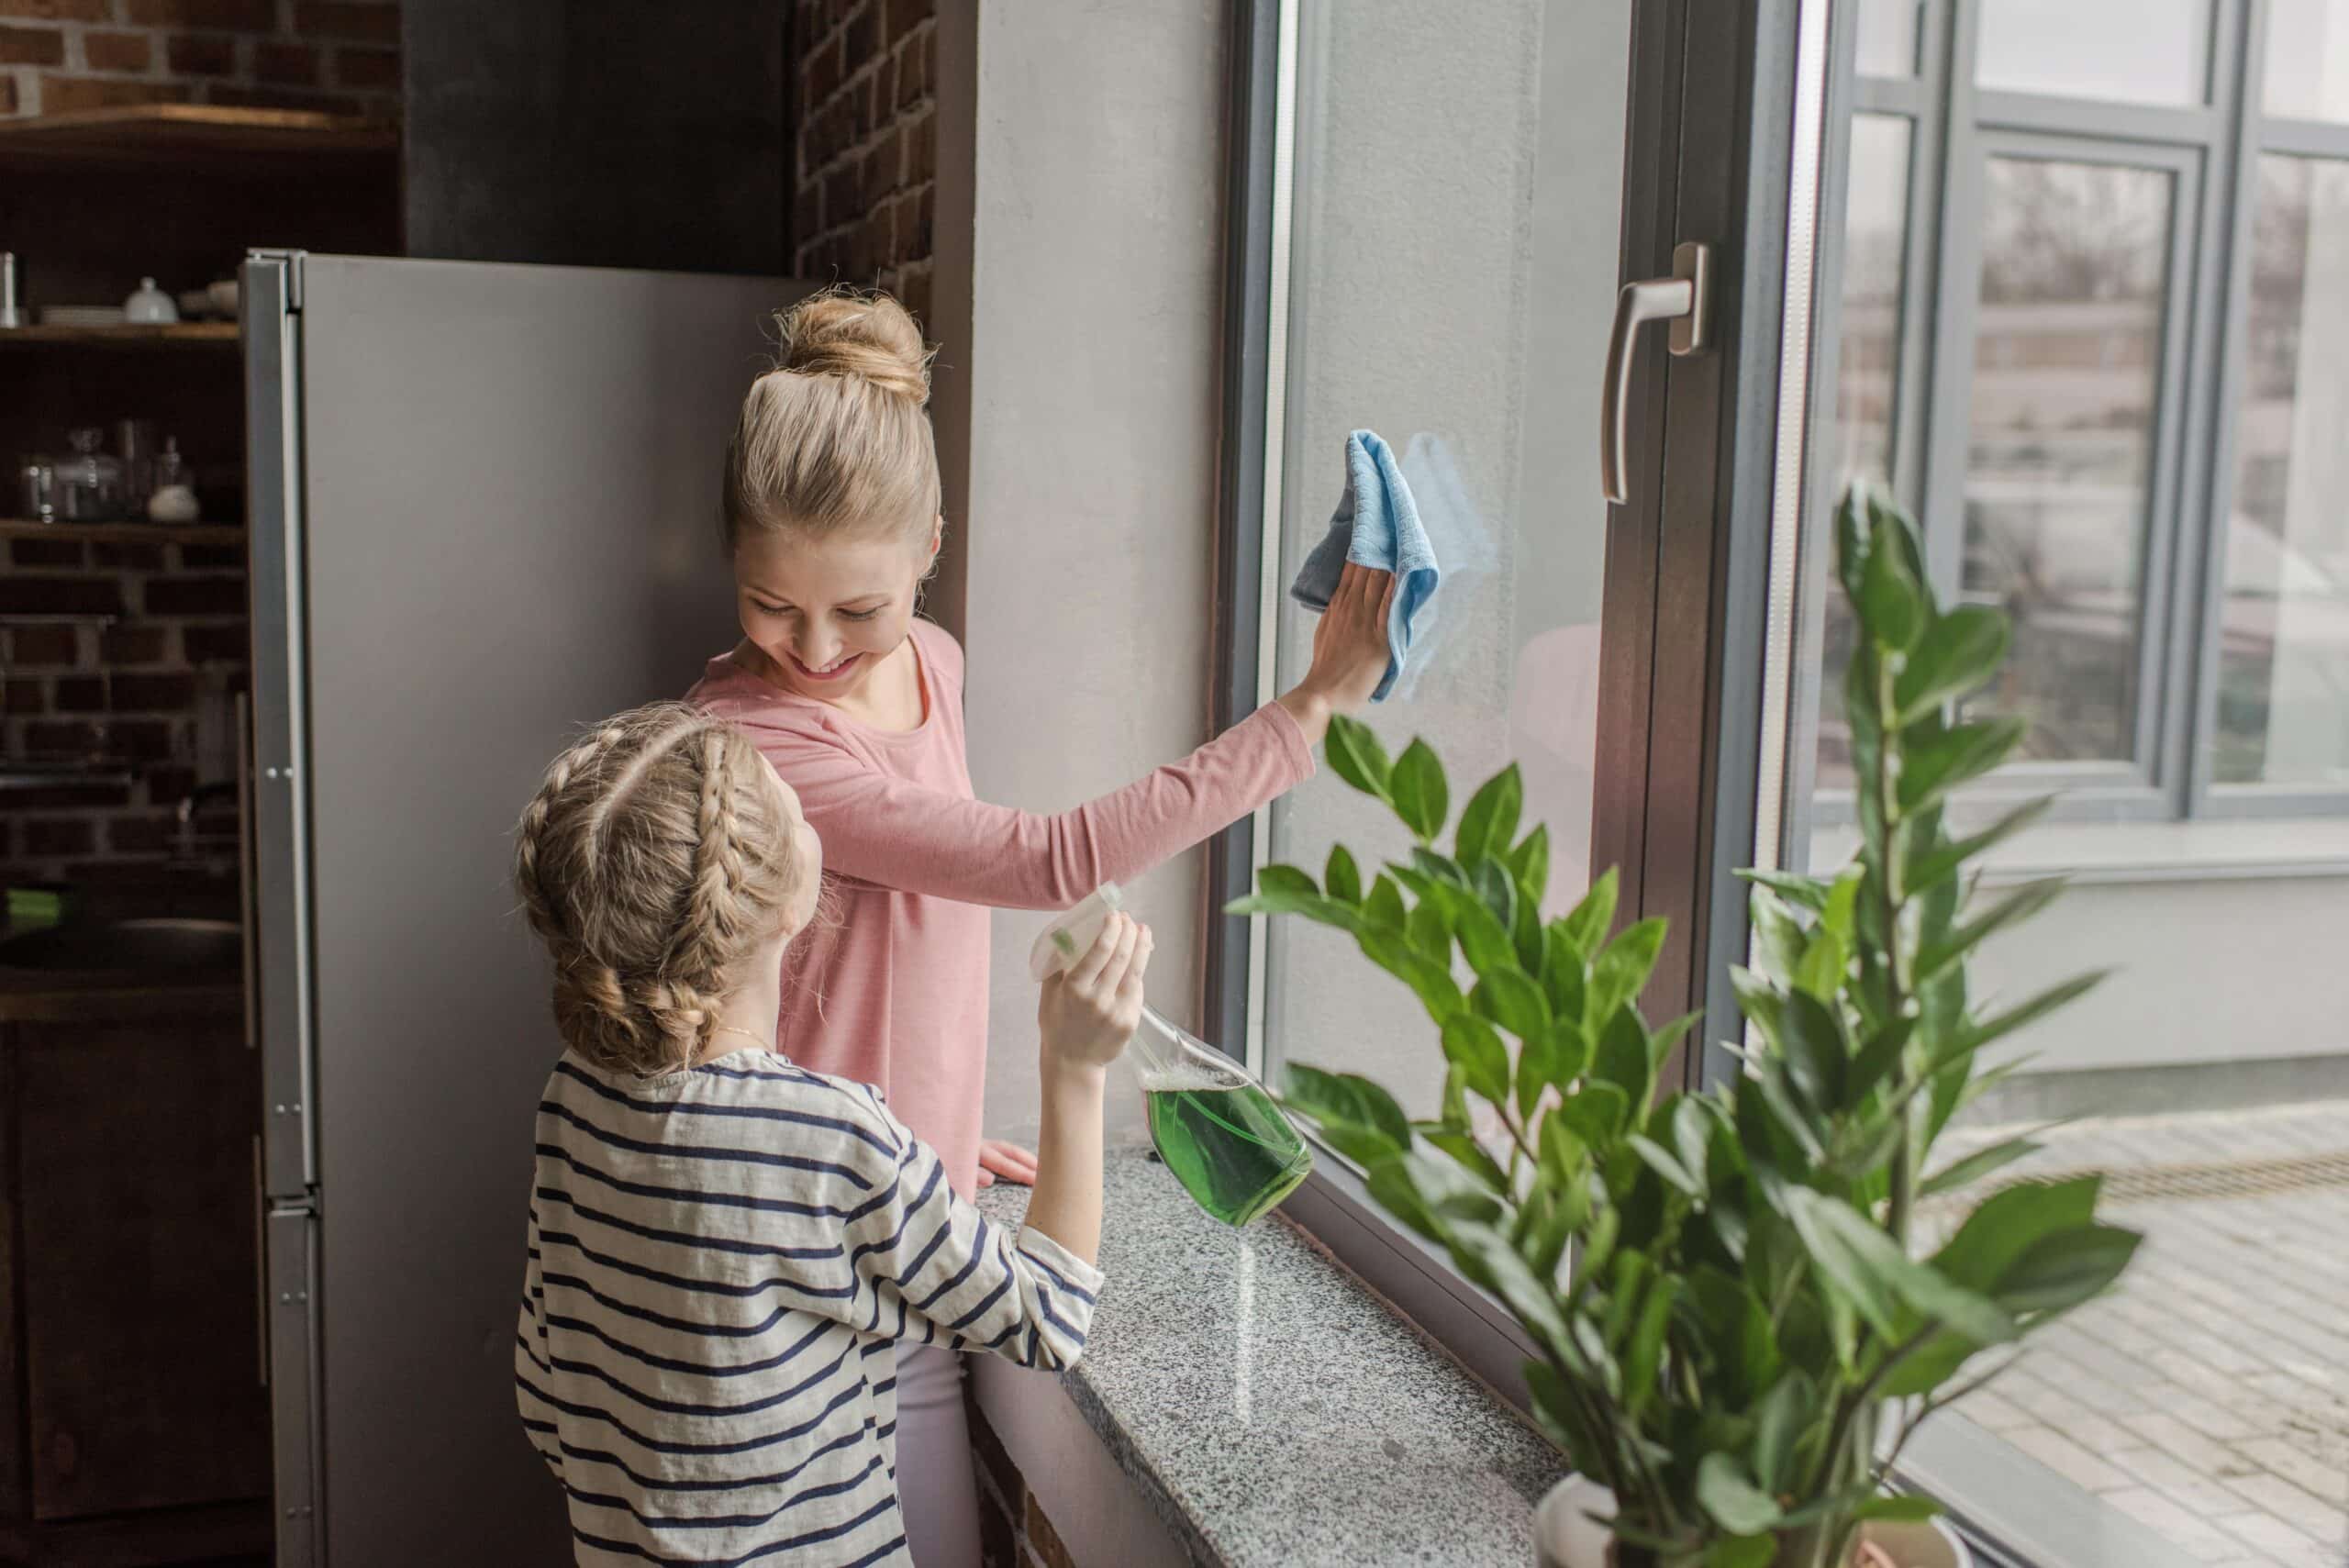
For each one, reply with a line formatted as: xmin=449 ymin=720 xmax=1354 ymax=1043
xmin=512 ymin=703 xmax=807 ymax=1076
xmin=722 ymin=286 xmax=941 ymax=550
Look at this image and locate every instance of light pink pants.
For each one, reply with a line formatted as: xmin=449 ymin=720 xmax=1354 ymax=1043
xmin=896 ymin=1343 xmax=982 ymax=1568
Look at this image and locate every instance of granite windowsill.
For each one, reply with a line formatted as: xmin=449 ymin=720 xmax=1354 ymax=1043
xmin=974 ymin=1144 xmax=1563 ymax=1568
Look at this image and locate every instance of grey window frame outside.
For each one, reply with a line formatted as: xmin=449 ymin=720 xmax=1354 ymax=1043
xmin=1787 ymin=0 xmax=2349 ymax=844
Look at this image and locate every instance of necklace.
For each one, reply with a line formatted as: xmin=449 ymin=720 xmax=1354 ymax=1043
xmin=707 ymin=1025 xmax=776 ymax=1054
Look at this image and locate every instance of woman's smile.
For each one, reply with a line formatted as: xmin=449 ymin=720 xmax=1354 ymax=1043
xmin=789 ymin=650 xmax=864 ymax=683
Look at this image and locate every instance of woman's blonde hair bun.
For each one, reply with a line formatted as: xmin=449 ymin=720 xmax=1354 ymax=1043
xmin=777 ymin=287 xmax=932 ymax=406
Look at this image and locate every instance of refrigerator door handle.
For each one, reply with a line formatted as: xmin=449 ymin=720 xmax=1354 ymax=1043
xmin=265 ymin=1204 xmax=323 ymax=1568
xmin=244 ymin=250 xmax=318 ymax=1197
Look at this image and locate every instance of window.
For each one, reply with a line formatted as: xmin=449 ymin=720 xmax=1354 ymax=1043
xmin=1790 ymin=0 xmax=2349 ymax=1558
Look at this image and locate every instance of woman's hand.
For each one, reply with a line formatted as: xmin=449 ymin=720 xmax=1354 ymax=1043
xmin=975 ymin=1139 xmax=1039 ymax=1188
xmin=1276 ymin=562 xmax=1397 ymax=745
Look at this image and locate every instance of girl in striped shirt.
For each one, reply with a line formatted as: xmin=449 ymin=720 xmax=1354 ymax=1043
xmin=510 ymin=702 xmax=1151 ymax=1567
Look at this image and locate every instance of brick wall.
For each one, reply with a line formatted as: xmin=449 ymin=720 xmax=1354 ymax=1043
xmin=1 ymin=532 xmax=246 ymax=884
xmin=0 ymin=0 xmax=401 ymax=121
xmin=968 ymin=1396 xmax=1083 ymax=1568
xmin=792 ymin=0 xmax=936 ymax=322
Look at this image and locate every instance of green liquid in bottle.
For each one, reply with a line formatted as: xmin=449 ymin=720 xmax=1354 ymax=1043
xmin=1143 ymin=1081 xmax=1315 ymax=1228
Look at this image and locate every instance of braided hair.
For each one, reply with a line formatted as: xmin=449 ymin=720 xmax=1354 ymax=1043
xmin=512 ymin=703 xmax=807 ymax=1076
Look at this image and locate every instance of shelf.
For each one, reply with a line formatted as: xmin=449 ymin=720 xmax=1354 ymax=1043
xmin=0 ymin=322 xmax=239 ymax=348
xmin=0 ymin=105 xmax=397 ymax=169
xmin=1 ymin=519 xmax=243 ymax=545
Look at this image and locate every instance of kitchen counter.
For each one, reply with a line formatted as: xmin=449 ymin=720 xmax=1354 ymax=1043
xmin=975 ymin=1146 xmax=1560 ymax=1568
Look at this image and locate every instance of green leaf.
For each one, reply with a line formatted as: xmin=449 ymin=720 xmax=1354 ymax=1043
xmin=1441 ymin=1014 xmax=1511 ymax=1105
xmin=1323 ymin=844 xmax=1363 ymax=906
xmin=1784 ymin=1187 xmax=2018 ymax=1346
xmin=1474 ymin=967 xmax=1553 ymax=1041
xmin=1894 ymin=604 xmax=2010 ymax=727
xmin=1750 ymin=1370 xmax=1811 ymax=1495
xmin=1994 ymin=1222 xmax=2142 ymax=1315
xmin=1557 ymin=1082 xmax=1631 ymax=1147
xmin=1920 ymin=1136 xmax=2042 ymax=1198
xmin=1859 ymin=517 xmax=1928 ymax=651
xmin=1669 ymin=1095 xmax=1715 ymax=1195
xmin=1455 ymin=764 xmax=1523 ymax=867
xmin=1916 ymin=878 xmax=2065 ymax=982
xmin=1593 ymin=1003 xmax=1657 ymax=1112
xmin=1514 ymin=1024 xmax=1554 ymax=1118
xmin=1358 ymin=926 xmax=1465 ymax=1021
xmin=1905 ymin=795 xmax=2054 ymax=893
xmin=1734 ymin=866 xmax=1831 ymax=912
xmin=1441 ymin=1063 xmax=1472 ymax=1131
xmin=1707 ymin=1536 xmax=1778 ymax=1568
xmin=1258 ymin=863 xmax=1317 ymax=901
xmin=1697 ymin=1454 xmax=1785 ymax=1534
xmin=1407 ymin=897 xmax=1451 ymax=963
xmin=1421 ymin=1129 xmax=1510 ymax=1195
xmin=1947 ymin=970 xmax=2108 ymax=1056
xmin=1364 ymin=1154 xmax=1447 ymax=1245
xmin=1225 ymin=862 xmax=1362 ymax=930
xmin=1391 ymin=738 xmax=1449 ymax=842
xmin=1409 ymin=847 xmax=1470 ymax=887
xmin=1835 ymin=481 xmax=1877 ymax=607
xmin=1548 ymin=1017 xmax=1596 ymax=1085
xmin=1620 ymin=1274 xmax=1679 ymax=1418
xmin=1628 ymin=1135 xmax=1703 ymax=1197
xmin=1509 ymin=824 xmax=1552 ymax=909
xmin=1795 ymin=927 xmax=1847 ymax=1002
xmin=1854 ymin=1496 xmax=1944 ymax=1524
xmin=1282 ymin=1063 xmax=1413 ymax=1151
xmin=1560 ymin=867 xmax=1619 ymax=958
xmin=1750 ymin=887 xmax=1809 ymax=985
xmin=1591 ymin=917 xmax=1669 ymax=1018
xmin=1929 ymin=1175 xmax=2100 ymax=1296
xmin=1543 ymin=923 xmax=1589 ymax=1019
xmin=1898 ymin=716 xmax=2027 ymax=810
xmin=1778 ymin=989 xmax=1852 ymax=1115
xmin=1322 ymin=714 xmax=1392 ymax=799
xmin=1470 ymin=856 xmax=1519 ymax=934
xmin=1446 ymin=886 xmax=1518 ymax=980
xmin=1362 ymin=873 xmax=1407 ymax=931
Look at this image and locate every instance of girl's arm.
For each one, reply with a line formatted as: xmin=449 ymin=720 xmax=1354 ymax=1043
xmin=759 ymin=565 xmax=1397 ymax=911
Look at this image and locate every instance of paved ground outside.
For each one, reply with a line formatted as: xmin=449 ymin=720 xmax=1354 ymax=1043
xmin=1929 ymin=1100 xmax=2349 ymax=1568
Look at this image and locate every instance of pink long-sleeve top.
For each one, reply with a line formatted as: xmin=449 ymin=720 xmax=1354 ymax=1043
xmin=687 ymin=618 xmax=1315 ymax=1196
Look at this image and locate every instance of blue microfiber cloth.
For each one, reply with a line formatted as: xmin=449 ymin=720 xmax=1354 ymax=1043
xmin=1289 ymin=428 xmax=1442 ymax=702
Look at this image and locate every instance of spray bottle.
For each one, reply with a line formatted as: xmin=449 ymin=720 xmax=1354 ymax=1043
xmin=1030 ymin=884 xmax=1313 ymax=1227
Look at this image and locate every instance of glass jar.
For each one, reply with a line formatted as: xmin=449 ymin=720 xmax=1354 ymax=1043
xmin=17 ymin=455 xmax=56 ymax=521
xmin=147 ymin=438 xmax=200 ymax=523
xmin=56 ymin=428 xmax=127 ymax=521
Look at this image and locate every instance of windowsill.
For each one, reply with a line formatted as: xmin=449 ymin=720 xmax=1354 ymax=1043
xmin=974 ymin=1143 xmax=1563 ymax=1568
xmin=1808 ymin=814 xmax=2349 ymax=884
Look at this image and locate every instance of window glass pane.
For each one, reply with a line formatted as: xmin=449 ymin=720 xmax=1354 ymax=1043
xmin=1855 ymin=0 xmax=1920 ymax=77
xmin=2213 ymin=156 xmax=2349 ymax=787
xmin=1976 ymin=0 xmax=2210 ymax=106
xmin=2265 ymin=0 xmax=2349 ymax=121
xmin=1263 ymin=0 xmax=1626 ymax=1123
xmin=1815 ymin=114 xmax=1914 ymax=790
xmin=1965 ymin=158 xmax=2172 ymax=763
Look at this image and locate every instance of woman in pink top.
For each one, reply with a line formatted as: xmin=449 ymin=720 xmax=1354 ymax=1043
xmin=687 ymin=289 xmax=1390 ymax=1568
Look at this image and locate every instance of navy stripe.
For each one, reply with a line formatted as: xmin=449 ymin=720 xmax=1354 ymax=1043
xmin=555 ymin=1425 xmax=867 ymax=1496
xmin=944 ymin=1269 xmax=1013 ymax=1333
xmin=886 ymin=1215 xmax=952 ymax=1290
xmin=543 ymin=1307 xmax=839 ymax=1381
xmin=540 ymin=1270 xmax=852 ymax=1341
xmin=518 ymin=1372 xmax=864 ymax=1458
xmin=561 ymin=1451 xmax=885 ymax=1534
xmin=1035 ymin=1283 xmax=1086 ymax=1345
xmin=569 ymin=1487 xmax=901 ymax=1568
xmin=845 ymin=1161 xmax=943 ymax=1270
xmin=539 ymin=1229 xmax=855 ymax=1303
xmin=1027 ymin=1324 xmax=1041 ymax=1365
xmin=1022 ymin=1250 xmax=1098 ymax=1306
xmin=536 ymin=1144 xmax=857 ymax=1219
xmin=539 ymin=1185 xmax=843 ymax=1262
xmin=911 ymin=1218 xmax=992 ymax=1312
xmin=540 ymin=1101 xmax=872 ymax=1188
xmin=553 ymin=1060 xmax=896 ymax=1157
xmin=689 ymin=1058 xmax=831 ymax=1089
xmin=533 ymin=1335 xmax=859 ymax=1420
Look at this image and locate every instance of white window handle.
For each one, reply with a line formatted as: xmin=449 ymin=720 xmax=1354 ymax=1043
xmin=1600 ymin=241 xmax=1713 ymax=505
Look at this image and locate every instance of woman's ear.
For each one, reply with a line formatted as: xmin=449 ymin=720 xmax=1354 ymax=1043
xmin=928 ymin=515 xmax=944 ymax=563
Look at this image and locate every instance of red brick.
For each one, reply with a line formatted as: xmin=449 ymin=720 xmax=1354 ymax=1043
xmin=103 ymin=814 xmax=181 ymax=853
xmin=82 ymin=29 xmax=153 ymax=71
xmin=6 ymin=626 xmax=79 ymax=665
xmin=181 ymin=623 xmax=249 ymax=662
xmin=922 ymin=25 xmax=934 ymax=83
xmin=794 ymin=184 xmax=822 ymax=249
xmin=900 ymin=265 xmax=930 ymax=327
xmin=143 ymin=576 xmax=245 ymax=617
xmin=1023 ymin=1492 xmax=1075 ymax=1568
xmin=0 ymin=783 xmax=129 ymax=810
xmin=895 ymin=37 xmax=925 ymax=109
xmin=39 ymin=72 xmax=192 ymax=110
xmin=0 ymin=74 xmax=15 ymax=113
xmin=106 ymin=672 xmax=196 ymax=710
xmin=804 ymin=31 xmax=842 ymax=103
xmin=863 ymin=128 xmax=900 ymax=202
xmin=859 ymin=206 xmax=895 ymax=277
xmin=974 ymin=1485 xmax=1016 ymax=1568
xmin=101 ymin=625 xmax=170 ymax=664
xmin=4 ymin=678 xmax=46 ymax=715
xmin=0 ymin=24 xmax=65 ymax=64
xmin=164 ymin=29 xmax=237 ymax=74
xmin=204 ymin=83 xmax=364 ymax=112
xmin=252 ymin=39 xmax=317 ymax=84
xmin=109 ymin=717 xmax=176 ymax=759
xmin=331 ymin=44 xmax=396 ymax=89
xmin=908 ymin=186 xmax=931 ymax=260
xmin=52 ymin=675 xmax=106 ymax=712
xmin=844 ymin=0 xmax=877 ymax=62
xmin=125 ymin=0 xmax=273 ymax=28
xmin=824 ymin=161 xmax=858 ymax=224
xmin=887 ymin=0 xmax=930 ymax=47
xmin=11 ymin=536 xmax=84 ymax=568
xmin=966 ymin=1406 xmax=1021 ymax=1509
xmin=0 ymin=0 xmax=107 ymax=19
xmin=142 ymin=763 xmax=195 ymax=802
xmin=20 ymin=818 xmax=95 ymax=857
xmin=92 ymin=542 xmax=165 ymax=570
xmin=295 ymin=0 xmax=398 ymax=43
xmin=907 ymin=107 xmax=935 ymax=183
xmin=0 ymin=576 xmax=121 ymax=617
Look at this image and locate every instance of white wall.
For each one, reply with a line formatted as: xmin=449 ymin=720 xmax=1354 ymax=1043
xmin=937 ymin=0 xmax=1231 ymax=1140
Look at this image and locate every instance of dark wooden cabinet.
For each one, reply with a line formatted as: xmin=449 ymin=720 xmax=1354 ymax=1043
xmin=0 ymin=984 xmax=271 ymax=1566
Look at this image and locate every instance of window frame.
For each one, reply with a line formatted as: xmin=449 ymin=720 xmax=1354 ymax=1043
xmin=1797 ymin=0 xmax=2349 ymax=840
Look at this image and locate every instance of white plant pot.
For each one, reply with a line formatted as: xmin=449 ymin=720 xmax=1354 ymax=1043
xmin=1534 ymin=1477 xmax=1974 ymax=1568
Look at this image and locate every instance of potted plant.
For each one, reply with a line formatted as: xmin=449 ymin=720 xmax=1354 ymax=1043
xmin=1229 ymin=486 xmax=2141 ymax=1568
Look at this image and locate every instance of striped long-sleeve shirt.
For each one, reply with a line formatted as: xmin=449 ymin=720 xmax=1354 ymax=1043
xmin=515 ymin=1049 xmax=1104 ymax=1568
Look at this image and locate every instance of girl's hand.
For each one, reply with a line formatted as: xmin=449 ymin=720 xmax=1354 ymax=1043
xmin=1037 ymin=911 xmax=1152 ymax=1076
xmin=1277 ymin=562 xmax=1397 ymax=744
xmin=975 ymin=1139 xmax=1039 ymax=1188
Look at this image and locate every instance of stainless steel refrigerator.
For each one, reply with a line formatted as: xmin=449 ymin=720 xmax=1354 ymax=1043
xmin=240 ymin=252 xmax=808 ymax=1566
